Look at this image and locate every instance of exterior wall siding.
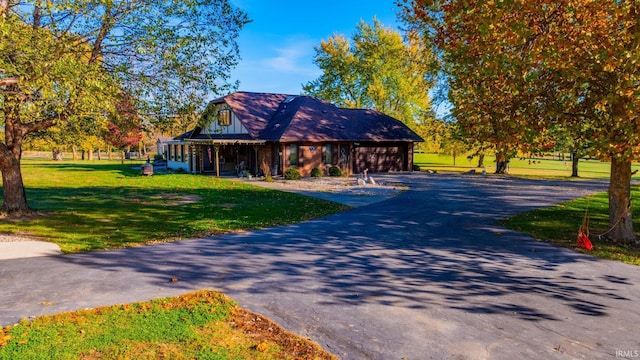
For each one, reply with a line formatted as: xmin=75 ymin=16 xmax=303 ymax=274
xmin=280 ymin=142 xmax=352 ymax=177
xmin=205 ymin=103 xmax=250 ymax=135
xmin=298 ymin=145 xmax=323 ymax=176
xmin=259 ymin=145 xmax=274 ymax=176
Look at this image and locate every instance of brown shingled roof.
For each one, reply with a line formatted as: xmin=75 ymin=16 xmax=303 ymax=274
xmin=207 ymin=91 xmax=423 ymax=143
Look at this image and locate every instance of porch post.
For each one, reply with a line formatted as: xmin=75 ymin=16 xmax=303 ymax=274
xmin=214 ymin=145 xmax=220 ymax=177
xmin=191 ymin=146 xmax=197 ymax=174
xmin=253 ymin=144 xmax=260 ymax=174
xmin=235 ymin=146 xmax=240 ymax=175
xmin=280 ymin=143 xmax=286 ymax=175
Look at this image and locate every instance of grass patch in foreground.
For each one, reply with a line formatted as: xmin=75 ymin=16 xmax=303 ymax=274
xmin=0 ymin=290 xmax=336 ymax=360
xmin=501 ymin=188 xmax=640 ymax=266
xmin=0 ymin=160 xmax=349 ymax=252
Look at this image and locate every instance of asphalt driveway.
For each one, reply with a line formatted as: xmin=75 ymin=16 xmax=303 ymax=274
xmin=1 ymin=173 xmax=639 ymax=359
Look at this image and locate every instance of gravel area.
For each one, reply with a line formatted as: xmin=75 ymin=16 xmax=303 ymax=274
xmin=241 ymin=176 xmax=406 ymax=196
xmin=0 ymin=234 xmax=43 ymax=243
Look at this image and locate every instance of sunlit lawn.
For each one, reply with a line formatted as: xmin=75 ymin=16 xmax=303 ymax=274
xmin=0 ymin=159 xmax=349 ymax=253
xmin=0 ymin=290 xmax=336 ymax=360
xmin=414 ymin=152 xmax=640 ymax=179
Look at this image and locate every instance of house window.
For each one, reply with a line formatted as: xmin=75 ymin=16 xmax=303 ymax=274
xmin=182 ymin=145 xmax=188 ymax=163
xmin=289 ymin=144 xmax=298 ymax=166
xmin=218 ymin=109 xmax=231 ymax=126
xmin=324 ymin=144 xmax=332 ymax=164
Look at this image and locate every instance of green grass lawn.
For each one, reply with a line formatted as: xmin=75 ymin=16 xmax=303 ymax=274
xmin=414 ymin=152 xmax=640 ymax=179
xmin=1 ymin=159 xmax=349 ymax=253
xmin=500 ymin=191 xmax=640 ymax=266
xmin=0 ymin=290 xmax=336 ymax=360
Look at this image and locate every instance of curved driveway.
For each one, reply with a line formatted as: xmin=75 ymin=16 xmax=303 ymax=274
xmin=1 ymin=173 xmax=639 ymax=359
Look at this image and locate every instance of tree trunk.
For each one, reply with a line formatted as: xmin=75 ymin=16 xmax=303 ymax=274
xmin=0 ymin=156 xmax=31 ymax=214
xmin=495 ymin=152 xmax=508 ymax=174
xmin=476 ymin=153 xmax=485 ymax=168
xmin=0 ymin=90 xmax=32 ymax=215
xmin=607 ymin=157 xmax=636 ymax=243
xmin=72 ymin=146 xmax=78 ymax=160
xmin=571 ymin=151 xmax=579 ymax=177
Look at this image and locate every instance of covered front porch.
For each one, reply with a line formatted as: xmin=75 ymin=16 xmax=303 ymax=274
xmin=185 ymin=139 xmax=269 ymax=177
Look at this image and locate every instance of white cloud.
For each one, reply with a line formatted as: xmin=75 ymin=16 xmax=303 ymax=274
xmin=231 ymin=37 xmax=322 ymax=94
xmin=263 ymin=40 xmax=319 ymax=76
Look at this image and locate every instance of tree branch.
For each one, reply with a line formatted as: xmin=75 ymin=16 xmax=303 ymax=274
xmin=0 ymin=77 xmax=18 ymax=87
xmin=20 ymin=116 xmax=60 ymax=138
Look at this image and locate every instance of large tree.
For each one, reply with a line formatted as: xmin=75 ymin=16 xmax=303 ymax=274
xmin=401 ymin=0 xmax=640 ymax=242
xmin=0 ymin=0 xmax=249 ymax=215
xmin=303 ymin=18 xmax=436 ymax=137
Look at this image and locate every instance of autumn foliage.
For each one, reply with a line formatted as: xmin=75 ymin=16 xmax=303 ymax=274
xmin=104 ymin=94 xmax=143 ymax=150
xmin=401 ymin=0 xmax=639 ymax=242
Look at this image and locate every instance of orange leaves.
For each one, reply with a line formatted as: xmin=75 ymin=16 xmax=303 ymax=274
xmin=256 ymin=341 xmax=272 ymax=353
xmin=136 ymin=303 xmax=154 ymax=314
xmin=0 ymin=325 xmax=29 ymax=347
xmin=0 ymin=331 xmax=11 ymax=347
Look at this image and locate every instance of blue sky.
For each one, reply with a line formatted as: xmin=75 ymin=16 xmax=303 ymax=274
xmin=229 ymin=0 xmax=402 ymax=95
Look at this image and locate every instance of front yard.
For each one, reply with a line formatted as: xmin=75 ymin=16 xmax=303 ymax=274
xmin=0 ymin=159 xmax=349 ymax=253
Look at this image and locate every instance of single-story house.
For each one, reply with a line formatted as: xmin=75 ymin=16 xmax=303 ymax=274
xmin=163 ymin=91 xmax=423 ymax=177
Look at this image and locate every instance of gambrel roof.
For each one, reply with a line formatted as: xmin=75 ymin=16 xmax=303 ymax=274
xmin=190 ymin=91 xmax=423 ymax=143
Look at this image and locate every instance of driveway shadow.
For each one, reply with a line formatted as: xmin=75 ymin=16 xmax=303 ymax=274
xmin=46 ymin=175 xmax=619 ymax=320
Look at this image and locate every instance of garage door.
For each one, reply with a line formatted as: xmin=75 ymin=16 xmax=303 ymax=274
xmin=354 ymin=146 xmax=405 ymax=173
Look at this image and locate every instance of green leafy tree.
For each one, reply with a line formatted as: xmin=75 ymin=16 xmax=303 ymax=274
xmin=24 ymin=119 xmax=100 ymax=161
xmin=0 ymin=0 xmax=249 ymax=215
xmin=401 ymin=0 xmax=639 ymax=243
xmin=303 ymin=18 xmax=436 ymax=137
xmin=439 ymin=121 xmax=469 ymax=166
